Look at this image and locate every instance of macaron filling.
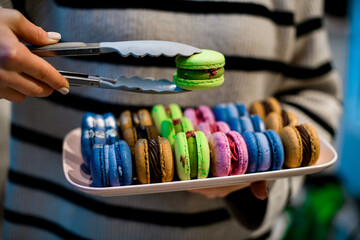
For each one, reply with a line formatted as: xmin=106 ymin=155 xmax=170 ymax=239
xmin=164 ymin=106 xmax=171 ymax=118
xmin=195 ymin=109 xmax=206 ymax=123
xmin=282 ymin=111 xmax=289 ymax=127
xmin=147 ymin=139 xmax=162 ymax=183
xmin=172 ymin=119 xmax=183 ymax=133
xmin=176 ymin=67 xmax=224 ymax=80
xmin=209 ymin=123 xmax=219 ymax=133
xmin=185 ymin=130 xmax=198 ymax=179
xmin=295 ymin=125 xmax=312 ymax=166
xmin=261 ymin=101 xmax=272 ymax=115
xmin=226 ymin=134 xmax=239 ymax=174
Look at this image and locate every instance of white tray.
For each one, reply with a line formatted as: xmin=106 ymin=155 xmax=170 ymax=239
xmin=62 ymin=128 xmax=337 ymax=197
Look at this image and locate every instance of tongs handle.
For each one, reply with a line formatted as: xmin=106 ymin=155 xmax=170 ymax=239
xmin=29 ymin=42 xmax=100 ymax=57
xmin=59 ymin=70 xmax=116 ymax=87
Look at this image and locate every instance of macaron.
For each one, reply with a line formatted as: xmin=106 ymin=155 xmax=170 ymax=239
xmin=81 ymin=112 xmax=96 ymax=130
xmin=213 ymin=102 xmax=249 ymax=123
xmin=173 ymin=49 xmax=225 ymax=90
xmin=151 ymin=103 xmax=183 ymax=133
xmin=279 ymin=123 xmax=320 ymax=168
xmin=265 ymin=111 xmax=299 ymax=133
xmin=174 ymin=130 xmax=210 ymax=180
xmin=249 ymin=97 xmax=282 ymax=119
xmin=81 ymin=113 xmax=108 ymax=170
xmin=160 ymin=117 xmax=194 ymax=149
xmin=250 ymin=114 xmax=266 ymax=132
xmin=208 ymin=131 xmax=248 ymax=177
xmin=123 ymin=126 xmax=159 ymax=155
xmin=197 ymin=121 xmax=231 ymax=140
xmin=134 ymin=136 xmax=174 ymax=184
xmin=263 ymin=130 xmax=285 ymax=170
xmin=94 ymin=114 xmax=106 ymax=132
xmin=183 ymin=105 xmax=216 ymax=129
xmin=118 ymin=109 xmax=153 ymax=135
xmin=228 ymin=114 xmax=265 ymax=134
xmin=243 ymin=130 xmax=284 ymax=173
xmin=103 ymin=112 xmax=120 ymax=144
xmin=108 ymin=141 xmax=133 ymax=186
xmin=90 ymin=140 xmax=133 ymax=187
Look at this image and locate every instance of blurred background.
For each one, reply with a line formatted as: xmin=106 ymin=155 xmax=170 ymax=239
xmin=0 ymin=0 xmax=359 ymax=239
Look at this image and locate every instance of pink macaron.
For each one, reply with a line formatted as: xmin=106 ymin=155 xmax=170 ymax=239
xmin=208 ymin=131 xmax=248 ymax=177
xmin=197 ymin=121 xmax=231 ymax=140
xmin=184 ymin=105 xmax=216 ymax=129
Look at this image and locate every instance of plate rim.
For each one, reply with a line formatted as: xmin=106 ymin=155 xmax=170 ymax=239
xmin=62 ymin=128 xmax=338 ymax=197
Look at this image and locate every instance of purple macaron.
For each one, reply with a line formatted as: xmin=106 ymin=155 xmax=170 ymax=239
xmin=184 ymin=105 xmax=216 ymax=129
xmin=197 ymin=121 xmax=231 ymax=139
xmin=208 ymin=131 xmax=248 ymax=177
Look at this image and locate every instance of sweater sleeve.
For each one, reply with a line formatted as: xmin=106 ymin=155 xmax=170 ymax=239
xmin=224 ymin=0 xmax=342 ymax=234
xmin=275 ymin=0 xmax=343 ymax=143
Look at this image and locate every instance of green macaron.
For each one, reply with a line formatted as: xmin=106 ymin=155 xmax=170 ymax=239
xmin=173 ymin=49 xmax=225 ymax=90
xmin=151 ymin=103 xmax=183 ymax=133
xmin=174 ymin=131 xmax=210 ymax=180
xmin=160 ymin=117 xmax=194 ymax=149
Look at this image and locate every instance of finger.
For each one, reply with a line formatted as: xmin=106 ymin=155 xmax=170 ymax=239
xmin=0 ymin=87 xmax=26 ymax=103
xmin=0 ymin=70 xmax=53 ymax=97
xmin=7 ymin=43 xmax=69 ymax=94
xmin=250 ymin=181 xmax=268 ymax=200
xmin=3 ymin=9 xmax=61 ymax=45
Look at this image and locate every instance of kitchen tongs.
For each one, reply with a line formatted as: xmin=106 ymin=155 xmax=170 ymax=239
xmin=30 ymin=40 xmax=202 ymax=94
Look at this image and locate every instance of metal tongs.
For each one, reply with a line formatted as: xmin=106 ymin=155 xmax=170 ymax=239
xmin=30 ymin=40 xmax=202 ymax=94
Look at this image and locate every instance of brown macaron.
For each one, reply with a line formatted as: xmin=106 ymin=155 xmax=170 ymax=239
xmin=265 ymin=111 xmax=298 ymax=133
xmin=119 ymin=109 xmax=153 ymax=134
xmin=279 ymin=123 xmax=320 ymax=168
xmin=123 ymin=126 xmax=159 ymax=155
xmin=134 ymin=136 xmax=174 ymax=184
xmin=249 ymin=97 xmax=282 ymax=119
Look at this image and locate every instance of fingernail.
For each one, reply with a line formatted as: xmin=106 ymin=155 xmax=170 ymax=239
xmin=47 ymin=32 xmax=61 ymax=40
xmin=57 ymin=87 xmax=69 ymax=95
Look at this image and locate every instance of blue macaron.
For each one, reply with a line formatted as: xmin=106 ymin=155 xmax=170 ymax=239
xmin=235 ymin=102 xmax=249 ymax=117
xmin=213 ymin=103 xmax=250 ymax=124
xmin=228 ymin=114 xmax=265 ymax=134
xmin=228 ymin=116 xmax=254 ymax=134
xmin=81 ymin=112 xmax=120 ymax=170
xmin=109 ymin=141 xmax=133 ymax=186
xmin=249 ymin=114 xmax=266 ymax=132
xmin=213 ymin=103 xmax=238 ymax=122
xmin=91 ymin=143 xmax=110 ymax=187
xmin=243 ymin=131 xmax=271 ymax=173
xmin=81 ymin=112 xmax=96 ymax=130
xmin=91 ymin=141 xmax=133 ymax=187
xmin=81 ymin=128 xmax=95 ymax=170
xmin=243 ymin=130 xmax=284 ymax=173
xmin=94 ymin=114 xmax=106 ymax=132
xmin=103 ymin=112 xmax=118 ymax=130
xmin=263 ymin=130 xmax=284 ymax=170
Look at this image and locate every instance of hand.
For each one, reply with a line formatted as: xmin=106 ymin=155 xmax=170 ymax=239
xmin=0 ymin=8 xmax=69 ymax=103
xmin=188 ymin=181 xmax=268 ymax=200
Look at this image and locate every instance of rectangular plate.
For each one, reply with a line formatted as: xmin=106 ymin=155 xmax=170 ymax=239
xmin=63 ymin=128 xmax=337 ymax=197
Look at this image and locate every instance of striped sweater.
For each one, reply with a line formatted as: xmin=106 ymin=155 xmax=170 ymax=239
xmin=2 ymin=0 xmax=342 ymax=239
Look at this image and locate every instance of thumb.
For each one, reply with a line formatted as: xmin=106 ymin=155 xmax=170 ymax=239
xmin=250 ymin=181 xmax=268 ymax=200
xmin=7 ymin=9 xmax=61 ymax=45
